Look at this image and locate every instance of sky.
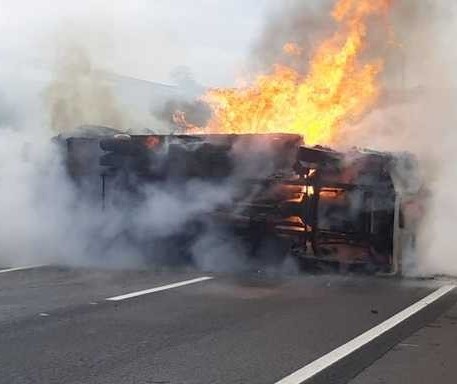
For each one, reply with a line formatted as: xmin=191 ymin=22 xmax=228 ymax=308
xmin=0 ymin=0 xmax=280 ymax=86
xmin=2 ymin=0 xmax=456 ymax=89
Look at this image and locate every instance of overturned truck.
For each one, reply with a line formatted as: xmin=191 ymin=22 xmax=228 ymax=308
xmin=62 ymin=127 xmax=422 ymax=274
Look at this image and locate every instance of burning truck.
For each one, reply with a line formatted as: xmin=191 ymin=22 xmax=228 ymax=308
xmin=53 ymin=0 xmax=423 ymax=274
xmin=60 ymin=126 xmax=422 ymax=274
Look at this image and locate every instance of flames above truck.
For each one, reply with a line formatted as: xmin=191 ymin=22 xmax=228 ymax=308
xmin=174 ymin=0 xmax=391 ymax=146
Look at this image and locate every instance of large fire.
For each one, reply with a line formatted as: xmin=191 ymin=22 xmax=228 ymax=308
xmin=176 ymin=0 xmax=392 ymax=146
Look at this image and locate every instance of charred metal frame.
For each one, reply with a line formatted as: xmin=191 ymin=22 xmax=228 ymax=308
xmin=61 ymin=132 xmax=418 ymax=273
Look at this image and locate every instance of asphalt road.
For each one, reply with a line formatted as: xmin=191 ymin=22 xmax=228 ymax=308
xmin=0 ymin=265 xmax=455 ymax=384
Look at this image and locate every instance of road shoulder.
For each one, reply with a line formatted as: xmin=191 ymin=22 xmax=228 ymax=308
xmin=350 ymin=300 xmax=457 ymax=384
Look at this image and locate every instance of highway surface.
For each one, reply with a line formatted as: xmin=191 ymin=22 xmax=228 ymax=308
xmin=0 ymin=265 xmax=455 ymax=384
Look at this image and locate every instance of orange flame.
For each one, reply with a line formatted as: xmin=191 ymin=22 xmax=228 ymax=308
xmin=144 ymin=136 xmax=161 ymax=149
xmin=178 ymin=0 xmax=391 ymax=146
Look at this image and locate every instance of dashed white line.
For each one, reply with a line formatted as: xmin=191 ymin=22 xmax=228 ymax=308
xmin=0 ymin=265 xmax=47 ymax=274
xmin=106 ymin=276 xmax=214 ymax=301
xmin=275 ymin=284 xmax=456 ymax=384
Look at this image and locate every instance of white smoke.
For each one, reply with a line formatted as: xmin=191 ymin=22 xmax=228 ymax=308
xmin=342 ymin=1 xmax=457 ymax=276
xmin=0 ymin=0 xmax=276 ymax=269
xmin=0 ymin=120 xmax=247 ymax=269
xmin=249 ymin=0 xmax=457 ymax=276
xmin=2 ymin=0 xmax=456 ymax=276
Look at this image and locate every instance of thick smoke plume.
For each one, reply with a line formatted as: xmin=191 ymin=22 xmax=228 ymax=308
xmin=0 ymin=49 xmax=282 ymax=272
xmin=0 ymin=113 xmax=248 ymax=270
xmin=45 ymin=42 xmax=129 ymax=133
xmin=1 ymin=0 xmax=456 ymax=276
xmin=0 ymin=53 xmax=229 ymax=270
xmin=249 ymin=0 xmax=334 ymax=75
xmin=0 ymin=1 xmax=271 ymax=270
xmin=248 ymin=0 xmax=457 ymax=276
xmin=347 ymin=1 xmax=457 ymax=276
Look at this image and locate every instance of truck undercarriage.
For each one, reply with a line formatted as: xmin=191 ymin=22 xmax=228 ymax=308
xmin=61 ymin=127 xmax=421 ymax=274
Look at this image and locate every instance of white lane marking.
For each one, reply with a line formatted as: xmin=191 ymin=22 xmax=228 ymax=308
xmin=106 ymin=276 xmax=214 ymax=301
xmin=0 ymin=265 xmax=46 ymax=274
xmin=275 ymin=284 xmax=456 ymax=384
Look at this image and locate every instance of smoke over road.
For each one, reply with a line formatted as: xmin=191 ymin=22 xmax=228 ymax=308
xmin=0 ymin=0 xmax=270 ymax=269
xmin=340 ymin=1 xmax=457 ymax=276
xmin=247 ymin=0 xmax=457 ymax=276
xmin=0 ymin=0 xmax=456 ymax=276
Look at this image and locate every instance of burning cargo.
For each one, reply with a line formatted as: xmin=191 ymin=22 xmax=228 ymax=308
xmin=61 ymin=128 xmax=422 ymax=274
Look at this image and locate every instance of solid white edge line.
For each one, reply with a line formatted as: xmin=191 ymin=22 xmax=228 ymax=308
xmin=0 ymin=265 xmax=47 ymax=274
xmin=275 ymin=284 xmax=456 ymax=384
xmin=106 ymin=276 xmax=214 ymax=301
